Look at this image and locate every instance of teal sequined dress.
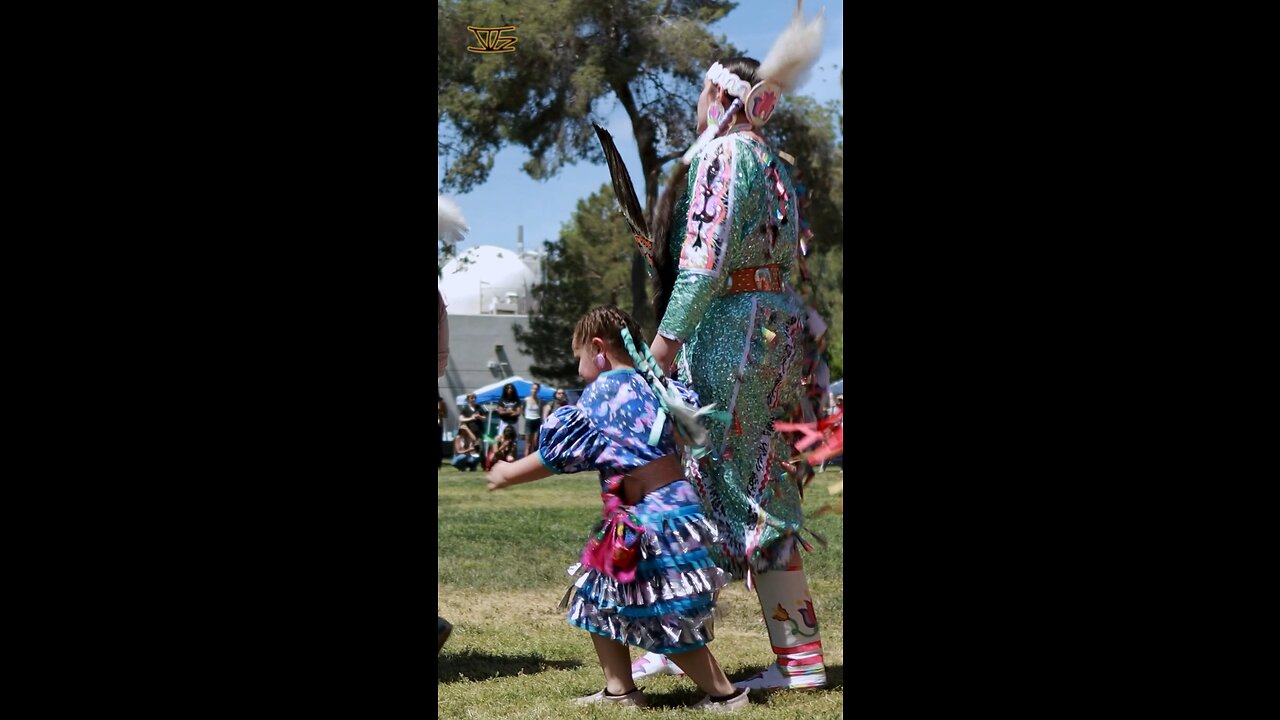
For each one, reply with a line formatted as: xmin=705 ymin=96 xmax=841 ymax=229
xmin=658 ymin=131 xmax=821 ymax=580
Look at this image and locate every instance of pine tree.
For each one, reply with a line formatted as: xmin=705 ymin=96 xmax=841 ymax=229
xmin=512 ymin=238 xmax=594 ymax=385
xmin=561 ymin=184 xmax=640 ymax=326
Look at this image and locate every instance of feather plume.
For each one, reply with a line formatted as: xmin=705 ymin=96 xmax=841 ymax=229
xmin=592 ymin=124 xmax=655 ymax=273
xmin=757 ymin=1 xmax=826 ymax=94
xmin=437 ymin=195 xmax=469 ymax=244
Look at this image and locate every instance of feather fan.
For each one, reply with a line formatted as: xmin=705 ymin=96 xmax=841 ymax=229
xmin=592 ymin=123 xmax=655 ymax=275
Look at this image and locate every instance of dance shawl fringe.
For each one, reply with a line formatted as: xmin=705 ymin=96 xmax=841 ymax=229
xmin=559 ymin=513 xmax=729 ymax=652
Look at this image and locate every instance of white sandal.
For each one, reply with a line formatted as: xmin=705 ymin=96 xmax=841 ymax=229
xmin=630 ymin=652 xmax=685 ymax=680
xmin=572 ymin=688 xmax=648 ymax=708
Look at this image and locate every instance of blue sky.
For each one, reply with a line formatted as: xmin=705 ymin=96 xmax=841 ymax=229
xmin=439 ymin=0 xmax=844 ymax=255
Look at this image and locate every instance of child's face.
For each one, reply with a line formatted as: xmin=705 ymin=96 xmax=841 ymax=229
xmin=575 ymin=340 xmax=602 ymax=383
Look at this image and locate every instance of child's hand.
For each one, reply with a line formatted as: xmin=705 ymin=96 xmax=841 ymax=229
xmin=487 ymin=462 xmax=511 ymax=492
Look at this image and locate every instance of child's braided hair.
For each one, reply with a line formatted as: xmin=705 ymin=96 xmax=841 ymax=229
xmin=574 ymin=305 xmax=670 ymax=397
xmin=572 ymin=306 xmax=645 ymax=355
xmin=575 ymin=306 xmax=712 ymax=455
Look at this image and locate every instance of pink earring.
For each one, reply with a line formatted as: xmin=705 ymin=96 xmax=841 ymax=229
xmin=707 ymin=103 xmax=723 ymax=125
xmin=595 ymin=353 xmax=607 ymax=370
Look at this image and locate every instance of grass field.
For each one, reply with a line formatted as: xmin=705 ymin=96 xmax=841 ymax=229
xmin=438 ymin=463 xmax=844 ymax=718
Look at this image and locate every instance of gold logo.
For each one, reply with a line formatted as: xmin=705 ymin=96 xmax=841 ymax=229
xmin=467 ymin=25 xmax=517 ymax=53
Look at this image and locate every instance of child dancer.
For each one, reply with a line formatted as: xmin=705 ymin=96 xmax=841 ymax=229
xmin=487 ymin=306 xmax=748 ymax=711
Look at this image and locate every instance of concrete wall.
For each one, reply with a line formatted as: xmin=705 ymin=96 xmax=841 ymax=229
xmin=437 ymin=313 xmax=539 ymax=432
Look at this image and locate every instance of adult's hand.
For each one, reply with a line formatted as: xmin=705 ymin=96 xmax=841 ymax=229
xmin=649 ymin=335 xmax=683 ymax=378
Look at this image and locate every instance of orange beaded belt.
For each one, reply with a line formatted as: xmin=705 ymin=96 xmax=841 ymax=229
xmin=722 ymin=264 xmax=783 ymax=295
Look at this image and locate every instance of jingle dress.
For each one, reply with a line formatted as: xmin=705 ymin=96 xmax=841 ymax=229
xmin=538 ymin=368 xmax=729 ymax=654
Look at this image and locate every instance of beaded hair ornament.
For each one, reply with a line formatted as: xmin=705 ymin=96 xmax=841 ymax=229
xmin=681 ymin=0 xmax=826 ymax=164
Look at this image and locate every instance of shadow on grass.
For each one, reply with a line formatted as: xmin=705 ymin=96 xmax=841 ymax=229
xmin=641 ymin=664 xmax=844 ymax=709
xmin=438 ymin=649 xmax=583 ymax=683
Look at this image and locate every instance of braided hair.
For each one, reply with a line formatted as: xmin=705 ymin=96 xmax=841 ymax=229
xmin=574 ymin=305 xmax=669 ymax=409
xmin=575 ymin=306 xmax=713 ymax=454
xmin=572 ymin=306 xmax=645 ymax=356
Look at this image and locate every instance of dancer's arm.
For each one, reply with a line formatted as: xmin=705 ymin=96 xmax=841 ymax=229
xmin=486 ymin=453 xmax=553 ymax=492
xmin=650 ymin=335 xmax=683 ymax=377
xmin=656 ymin=139 xmax=738 ymax=348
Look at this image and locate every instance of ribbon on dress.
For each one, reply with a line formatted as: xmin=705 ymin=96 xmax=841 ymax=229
xmin=580 ymin=476 xmax=646 ymax=584
xmin=775 ymin=408 xmax=843 ymax=466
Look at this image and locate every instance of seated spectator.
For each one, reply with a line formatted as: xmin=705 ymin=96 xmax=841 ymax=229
xmin=488 ymin=425 xmax=518 ymax=467
xmin=452 ymin=426 xmax=482 ymax=472
xmin=458 ymin=393 xmax=487 ymax=458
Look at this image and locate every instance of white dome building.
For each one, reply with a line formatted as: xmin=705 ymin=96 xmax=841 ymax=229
xmin=438 ymin=245 xmax=541 ymax=315
xmin=437 ymin=243 xmax=551 ymax=438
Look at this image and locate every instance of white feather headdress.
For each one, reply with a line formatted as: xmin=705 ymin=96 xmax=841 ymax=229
xmin=438 ymin=195 xmax=469 ymax=244
xmin=758 ymin=1 xmax=826 ymax=95
xmin=681 ymin=1 xmax=826 ymax=164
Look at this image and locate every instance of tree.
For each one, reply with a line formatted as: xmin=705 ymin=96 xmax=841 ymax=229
xmin=438 ymin=0 xmax=736 ymax=330
xmin=513 ymin=183 xmax=636 ymax=385
xmin=512 ymin=238 xmax=594 ymax=385
xmin=813 ymin=72 xmax=844 ymax=380
xmin=561 ymin=184 xmax=638 ymax=311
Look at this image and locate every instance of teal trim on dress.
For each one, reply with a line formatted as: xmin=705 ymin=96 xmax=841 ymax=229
xmin=597 ymin=367 xmax=638 ymax=378
xmin=536 ymin=451 xmax=558 ymax=474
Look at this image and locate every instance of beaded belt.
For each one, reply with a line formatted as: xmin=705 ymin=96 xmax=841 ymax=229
xmin=722 ymin=264 xmax=783 ymax=295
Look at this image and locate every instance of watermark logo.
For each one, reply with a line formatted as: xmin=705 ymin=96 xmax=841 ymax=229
xmin=467 ymin=25 xmax=517 ymax=53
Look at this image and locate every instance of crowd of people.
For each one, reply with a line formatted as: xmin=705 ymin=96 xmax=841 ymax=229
xmin=438 ymin=3 xmax=835 ymax=712
xmin=442 ymin=386 xmax=574 ymax=472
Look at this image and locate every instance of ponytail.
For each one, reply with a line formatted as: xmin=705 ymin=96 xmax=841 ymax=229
xmin=648 ymin=162 xmax=691 ymax=325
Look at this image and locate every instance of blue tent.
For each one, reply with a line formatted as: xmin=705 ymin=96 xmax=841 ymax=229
xmin=455 ymin=376 xmax=556 ymax=407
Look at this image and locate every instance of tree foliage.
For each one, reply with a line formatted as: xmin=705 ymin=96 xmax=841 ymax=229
xmin=513 ymin=183 xmax=637 ymax=386
xmin=561 ymin=184 xmax=639 ymax=316
xmin=438 ymin=0 xmax=737 ymax=329
xmin=511 ymin=238 xmax=593 ymax=385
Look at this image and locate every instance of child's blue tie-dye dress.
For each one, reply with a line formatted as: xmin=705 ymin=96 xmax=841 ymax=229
xmin=537 ymin=368 xmax=729 ymax=654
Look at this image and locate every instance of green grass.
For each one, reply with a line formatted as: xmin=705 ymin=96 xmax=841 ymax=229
xmin=438 ymin=464 xmax=844 ymax=718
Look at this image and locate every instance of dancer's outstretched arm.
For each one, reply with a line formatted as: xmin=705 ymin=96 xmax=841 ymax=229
xmin=487 ymin=454 xmax=553 ymax=492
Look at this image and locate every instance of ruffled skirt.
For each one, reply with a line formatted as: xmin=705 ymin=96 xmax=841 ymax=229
xmin=563 ymin=479 xmax=729 ymax=654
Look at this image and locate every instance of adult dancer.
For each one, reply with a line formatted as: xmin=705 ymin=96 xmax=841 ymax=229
xmin=631 ymin=3 xmax=831 ymax=691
